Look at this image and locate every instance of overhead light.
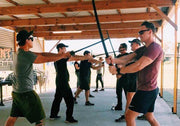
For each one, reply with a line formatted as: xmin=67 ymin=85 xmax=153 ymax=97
xmin=53 ymin=31 xmax=82 ymax=34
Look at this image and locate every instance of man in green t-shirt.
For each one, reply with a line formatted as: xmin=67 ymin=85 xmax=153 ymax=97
xmin=5 ymin=30 xmax=71 ymax=126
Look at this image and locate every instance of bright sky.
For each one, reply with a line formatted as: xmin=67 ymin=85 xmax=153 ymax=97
xmin=45 ymin=37 xmax=134 ymax=56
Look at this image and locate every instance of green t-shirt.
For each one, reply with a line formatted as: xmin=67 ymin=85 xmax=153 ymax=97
xmin=13 ymin=48 xmax=37 ymax=93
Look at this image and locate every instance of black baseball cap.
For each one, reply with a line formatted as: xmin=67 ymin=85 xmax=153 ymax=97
xmin=56 ymin=43 xmax=68 ymax=49
xmin=83 ymin=50 xmax=90 ymax=55
xmin=128 ymin=39 xmax=141 ymax=46
xmin=17 ymin=30 xmax=33 ymax=46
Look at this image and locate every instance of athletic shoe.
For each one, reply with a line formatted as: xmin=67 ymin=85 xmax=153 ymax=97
xmin=111 ymin=105 xmax=122 ymax=111
xmin=137 ymin=114 xmax=146 ymax=120
xmin=73 ymin=97 xmax=78 ymax=104
xmin=93 ymin=89 xmax=98 ymax=92
xmin=89 ymin=94 xmax=95 ymax=97
xmin=49 ymin=115 xmax=61 ymax=120
xmin=115 ymin=115 xmax=125 ymax=122
xmin=65 ymin=118 xmax=78 ymax=123
xmin=99 ymin=88 xmax=104 ymax=91
xmin=85 ymin=101 xmax=94 ymax=106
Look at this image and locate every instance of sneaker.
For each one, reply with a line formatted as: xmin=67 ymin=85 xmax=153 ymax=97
xmin=89 ymin=94 xmax=95 ymax=97
xmin=93 ymin=89 xmax=98 ymax=92
xmin=115 ymin=115 xmax=125 ymax=122
xmin=99 ymin=88 xmax=104 ymax=91
xmin=49 ymin=115 xmax=61 ymax=120
xmin=85 ymin=101 xmax=94 ymax=106
xmin=137 ymin=115 xmax=146 ymax=120
xmin=111 ymin=105 xmax=122 ymax=111
xmin=73 ymin=97 xmax=78 ymax=104
xmin=115 ymin=105 xmax=122 ymax=110
xmin=65 ymin=118 xmax=78 ymax=123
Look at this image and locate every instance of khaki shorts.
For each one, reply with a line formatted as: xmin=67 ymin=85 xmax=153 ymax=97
xmin=10 ymin=90 xmax=45 ymax=123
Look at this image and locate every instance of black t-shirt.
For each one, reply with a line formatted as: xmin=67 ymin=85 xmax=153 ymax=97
xmin=116 ymin=52 xmax=129 ymax=58
xmin=74 ymin=61 xmax=80 ymax=73
xmin=54 ymin=58 xmax=69 ymax=82
xmin=135 ymin=46 xmax=146 ymax=60
xmin=79 ymin=60 xmax=92 ymax=78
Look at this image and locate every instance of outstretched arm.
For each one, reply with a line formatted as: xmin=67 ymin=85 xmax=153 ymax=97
xmin=109 ymin=56 xmax=153 ymax=75
xmin=68 ymin=55 xmax=92 ymax=62
xmin=33 ymin=52 xmax=71 ymax=64
xmin=106 ymin=52 xmax=136 ymax=65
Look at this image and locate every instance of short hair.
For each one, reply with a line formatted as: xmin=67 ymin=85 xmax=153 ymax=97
xmin=120 ymin=43 xmax=127 ymax=50
xmin=141 ymin=21 xmax=156 ymax=33
xmin=83 ymin=50 xmax=90 ymax=55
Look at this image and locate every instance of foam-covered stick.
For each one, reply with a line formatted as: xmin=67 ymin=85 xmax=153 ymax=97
xmin=70 ymin=38 xmax=109 ymax=56
xmin=92 ymin=0 xmax=109 ymax=58
xmin=106 ymin=30 xmax=116 ymax=58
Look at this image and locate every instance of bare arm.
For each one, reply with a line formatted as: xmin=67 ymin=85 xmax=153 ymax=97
xmin=91 ymin=64 xmax=103 ymax=70
xmin=109 ymin=56 xmax=153 ymax=74
xmin=68 ymin=55 xmax=91 ymax=62
xmin=33 ymin=52 xmax=71 ymax=64
xmin=120 ymin=56 xmax=153 ymax=74
xmin=114 ymin=52 xmax=137 ymax=65
xmin=106 ymin=53 xmax=136 ymax=65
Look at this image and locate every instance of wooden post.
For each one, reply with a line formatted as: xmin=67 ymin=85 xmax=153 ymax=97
xmin=173 ymin=1 xmax=178 ymax=114
xmin=160 ymin=26 xmax=164 ymax=98
xmin=14 ymin=32 xmax=17 ymax=52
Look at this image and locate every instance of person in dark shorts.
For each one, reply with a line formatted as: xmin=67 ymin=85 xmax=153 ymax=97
xmin=50 ymin=43 xmax=93 ymax=123
xmin=112 ymin=43 xmax=128 ymax=111
xmin=5 ymin=30 xmax=71 ymax=126
xmin=74 ymin=50 xmax=102 ymax=106
xmin=115 ymin=39 xmax=141 ymax=122
xmin=106 ymin=21 xmax=162 ymax=126
xmin=93 ymin=57 xmax=105 ymax=92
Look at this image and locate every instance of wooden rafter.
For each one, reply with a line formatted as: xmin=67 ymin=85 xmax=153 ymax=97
xmin=6 ymin=0 xmax=19 ymax=6
xmin=0 ymin=0 xmax=173 ymax=15
xmin=33 ymin=29 xmax=139 ymax=37
xmin=44 ymin=33 xmax=138 ymax=40
xmin=15 ymin=22 xmax=160 ymax=32
xmin=0 ymin=12 xmax=162 ymax=26
xmin=42 ymin=0 xmax=51 ymax=4
xmin=151 ymin=4 xmax=178 ymax=30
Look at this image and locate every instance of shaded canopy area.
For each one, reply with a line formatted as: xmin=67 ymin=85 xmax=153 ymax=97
xmin=0 ymin=0 xmax=178 ymax=40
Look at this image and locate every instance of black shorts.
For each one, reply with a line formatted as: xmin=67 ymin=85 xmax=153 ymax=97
xmin=126 ymin=73 xmax=136 ymax=92
xmin=129 ymin=88 xmax=159 ymax=114
xmin=79 ymin=76 xmax=90 ymax=91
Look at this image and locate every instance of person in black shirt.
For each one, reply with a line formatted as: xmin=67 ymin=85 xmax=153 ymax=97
xmin=74 ymin=50 xmax=102 ymax=106
xmin=115 ymin=39 xmax=141 ymax=122
xmin=112 ymin=43 xmax=129 ymax=111
xmin=74 ymin=61 xmax=80 ymax=89
xmin=49 ymin=44 xmax=93 ymax=123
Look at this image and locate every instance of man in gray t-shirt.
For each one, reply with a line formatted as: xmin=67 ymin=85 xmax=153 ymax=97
xmin=5 ymin=30 xmax=71 ymax=126
xmin=106 ymin=21 xmax=162 ymax=126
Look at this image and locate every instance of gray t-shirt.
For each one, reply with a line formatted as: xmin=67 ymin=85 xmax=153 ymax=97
xmin=13 ymin=48 xmax=37 ymax=93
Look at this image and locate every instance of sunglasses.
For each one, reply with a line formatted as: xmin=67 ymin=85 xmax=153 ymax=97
xmin=28 ymin=37 xmax=34 ymax=42
xmin=138 ymin=29 xmax=150 ymax=35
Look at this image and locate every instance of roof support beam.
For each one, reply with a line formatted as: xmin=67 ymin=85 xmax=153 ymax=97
xmin=0 ymin=0 xmax=173 ymax=15
xmin=0 ymin=12 xmax=162 ymax=26
xmin=151 ymin=4 xmax=178 ymax=31
xmin=15 ymin=21 xmax=160 ymax=32
xmin=44 ymin=33 xmax=138 ymax=40
xmin=33 ymin=29 xmax=139 ymax=37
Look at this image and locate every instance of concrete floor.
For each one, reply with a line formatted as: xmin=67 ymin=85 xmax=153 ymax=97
xmin=0 ymin=88 xmax=180 ymax=126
